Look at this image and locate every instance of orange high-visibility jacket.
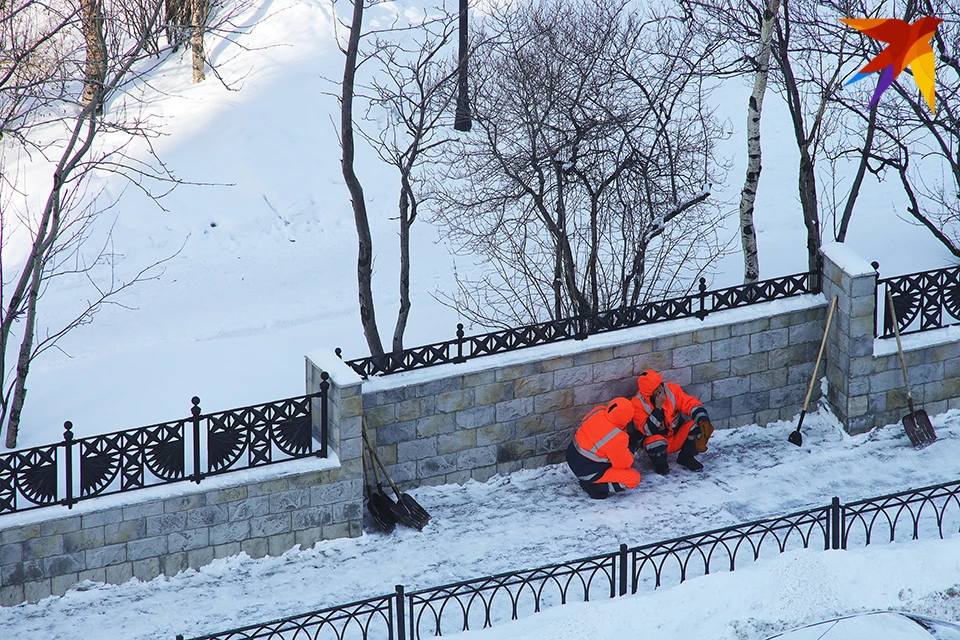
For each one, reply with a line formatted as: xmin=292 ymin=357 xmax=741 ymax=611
xmin=572 ymin=399 xmax=635 ymax=469
xmin=631 ymin=370 xmax=707 ymax=438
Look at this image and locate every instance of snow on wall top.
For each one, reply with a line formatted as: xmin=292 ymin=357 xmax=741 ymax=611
xmin=822 ymin=242 xmax=877 ymax=277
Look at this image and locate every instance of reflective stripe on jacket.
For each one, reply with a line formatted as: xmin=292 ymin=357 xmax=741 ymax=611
xmin=632 ymin=382 xmax=707 ymax=438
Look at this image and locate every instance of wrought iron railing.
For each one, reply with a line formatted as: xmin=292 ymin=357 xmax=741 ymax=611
xmin=841 ymin=479 xmax=960 ymax=547
xmin=179 ymin=593 xmax=397 ymax=640
xmin=339 ymin=269 xmax=820 ymax=378
xmin=628 ymin=504 xmax=833 ymax=594
xmin=406 ymin=552 xmax=617 ymax=638
xmin=875 ymin=263 xmax=960 ymax=338
xmin=179 ymin=477 xmax=960 ymax=640
xmin=0 ymin=375 xmax=330 ymax=517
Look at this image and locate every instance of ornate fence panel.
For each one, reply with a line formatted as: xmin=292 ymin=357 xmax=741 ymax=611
xmin=876 ymin=264 xmax=960 ymax=338
xmin=341 ymin=269 xmax=820 ymax=378
xmin=0 ymin=442 xmax=65 ymax=515
xmin=200 ymin=393 xmax=320 ymax=480
xmin=841 ymin=480 xmax=960 ymax=548
xmin=629 ymin=505 xmax=832 ymax=594
xmin=180 ymin=593 xmax=397 ymax=640
xmin=73 ymin=419 xmax=188 ymax=503
xmin=0 ymin=385 xmax=329 ymax=517
xmin=406 ymin=552 xmax=618 ymax=639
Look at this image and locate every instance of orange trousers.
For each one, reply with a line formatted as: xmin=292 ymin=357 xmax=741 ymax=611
xmin=596 ymin=467 xmax=641 ymax=488
xmin=643 ymin=420 xmax=696 ymax=455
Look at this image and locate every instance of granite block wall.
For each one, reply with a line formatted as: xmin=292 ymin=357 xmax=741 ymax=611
xmin=310 ymin=299 xmax=829 ymax=491
xmin=0 ymin=462 xmax=360 ymax=606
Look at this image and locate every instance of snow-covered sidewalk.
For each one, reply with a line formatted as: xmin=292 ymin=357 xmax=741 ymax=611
xmin=1 ymin=407 xmax=959 ymax=640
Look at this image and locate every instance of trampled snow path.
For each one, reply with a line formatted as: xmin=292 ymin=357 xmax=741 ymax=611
xmin=1 ymin=406 xmax=959 ymax=640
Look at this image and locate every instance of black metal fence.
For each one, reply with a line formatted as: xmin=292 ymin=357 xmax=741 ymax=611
xmin=875 ymin=262 xmax=960 ymax=338
xmin=0 ymin=374 xmax=330 ymax=517
xmin=179 ymin=477 xmax=960 ymax=640
xmin=339 ymin=269 xmax=820 ymax=378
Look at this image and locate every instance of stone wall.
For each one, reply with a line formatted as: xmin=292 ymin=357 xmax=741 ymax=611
xmin=309 ymin=295 xmax=828 ymax=491
xmin=0 ymin=384 xmax=363 ymax=608
xmin=821 ymin=243 xmax=960 ymax=433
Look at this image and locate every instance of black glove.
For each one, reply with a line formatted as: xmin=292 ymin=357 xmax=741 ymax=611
xmin=627 ymin=422 xmax=643 ymax=453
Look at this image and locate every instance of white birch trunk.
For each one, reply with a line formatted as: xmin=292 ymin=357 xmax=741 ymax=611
xmin=191 ymin=0 xmax=208 ymax=83
xmin=738 ymin=0 xmax=781 ymax=283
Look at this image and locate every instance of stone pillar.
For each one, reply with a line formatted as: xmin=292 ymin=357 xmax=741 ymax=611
xmin=305 ymin=349 xmax=364 ymax=533
xmin=820 ymin=242 xmax=879 ymax=434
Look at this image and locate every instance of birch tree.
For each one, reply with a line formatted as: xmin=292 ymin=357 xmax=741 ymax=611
xmin=738 ymin=0 xmax=781 ymax=283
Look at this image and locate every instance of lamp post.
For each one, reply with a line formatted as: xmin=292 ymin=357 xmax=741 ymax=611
xmin=454 ymin=0 xmax=472 ymax=131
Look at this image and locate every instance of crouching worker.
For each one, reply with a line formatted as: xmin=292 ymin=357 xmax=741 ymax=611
xmin=566 ymin=398 xmax=641 ymax=499
xmin=632 ymin=369 xmax=715 ymax=474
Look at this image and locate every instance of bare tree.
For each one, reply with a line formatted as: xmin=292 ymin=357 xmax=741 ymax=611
xmin=738 ymin=0 xmax=780 ymax=283
xmin=429 ymin=0 xmax=729 ymax=327
xmin=357 ymin=10 xmax=466 ymax=351
xmin=190 ymin=0 xmax=208 ymax=82
xmin=0 ymin=0 xmax=256 ymax=447
xmin=334 ymin=0 xmax=384 ymax=357
xmin=824 ymin=0 xmax=960 ymax=257
xmin=331 ymin=0 xmax=472 ymax=356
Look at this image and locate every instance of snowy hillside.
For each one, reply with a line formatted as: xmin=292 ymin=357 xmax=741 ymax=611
xmin=2 ymin=0 xmax=957 ymax=447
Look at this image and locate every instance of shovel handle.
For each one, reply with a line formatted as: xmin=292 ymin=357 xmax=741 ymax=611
xmin=887 ymin=289 xmax=915 ymax=408
xmin=361 ymin=416 xmax=405 ymax=498
xmin=802 ymin=296 xmax=838 ymax=413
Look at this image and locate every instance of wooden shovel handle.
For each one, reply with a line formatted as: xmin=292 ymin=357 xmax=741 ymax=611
xmin=887 ymin=289 xmax=917 ymax=414
xmin=361 ymin=415 xmax=404 ymax=498
xmin=802 ymin=296 xmax=838 ymax=413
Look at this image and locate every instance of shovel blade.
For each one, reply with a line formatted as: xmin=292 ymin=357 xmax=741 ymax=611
xmin=903 ymin=410 xmax=937 ymax=448
xmin=787 ymin=429 xmax=803 ymax=447
xmin=368 ymin=493 xmax=397 ymax=533
xmin=390 ymin=495 xmax=431 ymax=531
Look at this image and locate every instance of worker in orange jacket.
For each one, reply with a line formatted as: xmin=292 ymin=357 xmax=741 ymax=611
xmin=566 ymin=398 xmax=641 ymax=499
xmin=631 ymin=369 xmax=714 ymax=475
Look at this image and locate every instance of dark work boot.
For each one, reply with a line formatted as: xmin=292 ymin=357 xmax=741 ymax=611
xmin=650 ymin=451 xmax=669 ymax=475
xmin=677 ymin=439 xmax=704 ymax=472
xmin=579 ymin=480 xmax=609 ymax=499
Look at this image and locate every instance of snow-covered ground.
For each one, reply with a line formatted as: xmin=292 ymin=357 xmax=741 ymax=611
xmin=3 ymin=0 xmax=960 ymax=637
xmin=2 ymin=406 xmax=959 ymax=639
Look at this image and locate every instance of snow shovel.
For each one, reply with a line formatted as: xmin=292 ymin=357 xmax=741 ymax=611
xmin=887 ymin=289 xmax=937 ymax=447
xmin=361 ymin=416 xmax=431 ymax=531
xmin=789 ymin=295 xmax=838 ymax=446
xmin=362 ymin=438 xmax=396 ymax=533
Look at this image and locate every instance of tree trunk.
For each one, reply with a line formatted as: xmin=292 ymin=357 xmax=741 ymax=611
xmin=837 ymin=104 xmax=878 ymax=242
xmin=341 ymin=0 xmax=384 ymax=357
xmin=737 ymin=0 xmax=781 ymax=283
xmin=81 ymin=0 xmax=106 ymax=113
xmin=392 ymin=175 xmax=414 ymax=352
xmin=5 ymin=258 xmax=41 ymax=449
xmin=191 ymin=0 xmax=208 ymax=83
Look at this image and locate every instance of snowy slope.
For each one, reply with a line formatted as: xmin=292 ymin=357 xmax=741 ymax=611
xmin=1 ymin=407 xmax=959 ymax=639
xmin=2 ymin=0 xmax=957 ymax=448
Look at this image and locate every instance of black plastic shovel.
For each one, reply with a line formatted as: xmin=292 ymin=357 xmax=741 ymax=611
xmin=887 ymin=290 xmax=937 ymax=447
xmin=361 ymin=417 xmax=431 ymax=531
xmin=362 ymin=440 xmax=396 ymax=533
